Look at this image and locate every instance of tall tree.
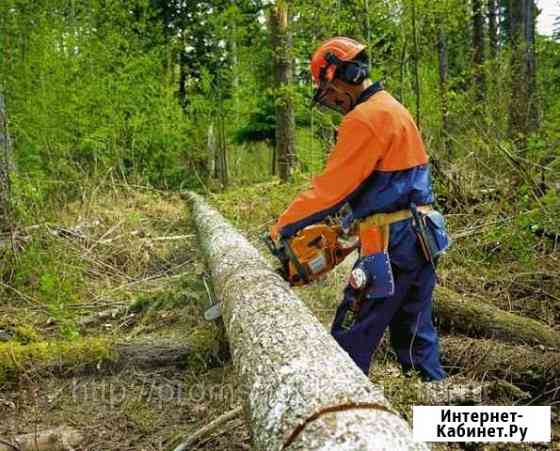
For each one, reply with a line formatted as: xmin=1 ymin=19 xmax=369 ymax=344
xmin=411 ymin=0 xmax=421 ymax=128
xmin=270 ymin=0 xmax=296 ymax=182
xmin=216 ymin=99 xmax=229 ymax=189
xmin=524 ymin=0 xmax=538 ymax=131
xmin=0 ymin=93 xmax=13 ymax=236
xmin=487 ymin=0 xmax=498 ymax=59
xmin=472 ymin=0 xmax=485 ymax=101
xmin=508 ymin=0 xmax=539 ymax=146
xmin=437 ymin=20 xmax=450 ymax=159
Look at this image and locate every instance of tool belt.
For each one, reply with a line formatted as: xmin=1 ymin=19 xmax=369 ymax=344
xmin=341 ymin=204 xmax=448 ymax=327
xmin=358 ymin=205 xmax=434 ymax=256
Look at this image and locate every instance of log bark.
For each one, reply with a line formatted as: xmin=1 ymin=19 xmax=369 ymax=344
xmin=189 ymin=192 xmax=427 ymax=451
xmin=0 ymin=426 xmax=82 ymax=451
xmin=433 ymin=286 xmax=560 ymax=349
xmin=441 ymin=335 xmax=560 ymax=394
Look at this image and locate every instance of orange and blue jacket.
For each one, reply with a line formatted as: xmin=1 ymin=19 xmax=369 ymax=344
xmin=271 ymin=85 xmax=433 ymax=242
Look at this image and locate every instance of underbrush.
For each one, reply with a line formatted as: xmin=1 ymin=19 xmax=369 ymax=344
xmin=0 ymin=184 xmax=207 ymax=384
xmin=0 ymin=183 xmax=251 ymax=449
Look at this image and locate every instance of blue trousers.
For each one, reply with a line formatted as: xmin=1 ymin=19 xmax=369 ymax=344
xmin=331 ymin=261 xmax=447 ymax=381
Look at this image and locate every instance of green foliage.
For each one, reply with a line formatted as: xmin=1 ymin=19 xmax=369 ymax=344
xmin=184 ymin=325 xmax=227 ymax=372
xmin=234 ymin=94 xmax=276 ymax=145
xmin=209 ymin=180 xmax=305 ymax=231
xmin=11 ymin=236 xmax=84 ymax=338
xmin=130 ymin=275 xmax=204 ymax=314
xmin=0 ymin=0 xmax=203 ymax=210
xmin=0 ymin=0 xmax=557 ymax=203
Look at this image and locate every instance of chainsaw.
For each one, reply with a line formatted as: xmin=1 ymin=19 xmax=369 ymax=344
xmin=262 ymin=223 xmax=359 ymax=286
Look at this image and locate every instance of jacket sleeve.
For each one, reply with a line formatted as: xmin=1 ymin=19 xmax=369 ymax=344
xmin=271 ymin=114 xmax=385 ymax=240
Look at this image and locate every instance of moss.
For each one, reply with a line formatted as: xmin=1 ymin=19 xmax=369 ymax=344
xmin=0 ymin=337 xmax=114 ymax=385
xmin=13 ymin=324 xmax=42 ymax=344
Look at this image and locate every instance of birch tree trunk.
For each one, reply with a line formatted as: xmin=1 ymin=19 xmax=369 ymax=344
xmin=189 ymin=192 xmax=427 ymax=451
xmin=215 ymin=104 xmax=228 ymax=189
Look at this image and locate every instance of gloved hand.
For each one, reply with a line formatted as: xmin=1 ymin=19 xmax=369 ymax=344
xmin=270 ymin=223 xmax=280 ymax=241
xmin=341 ymin=211 xmax=354 ymax=234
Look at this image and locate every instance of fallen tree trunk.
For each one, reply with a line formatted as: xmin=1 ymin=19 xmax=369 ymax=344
xmin=0 ymin=426 xmax=81 ymax=451
xmin=441 ymin=335 xmax=560 ymax=394
xmin=434 ymin=286 xmax=560 ymax=349
xmin=190 ymin=192 xmax=427 ymax=451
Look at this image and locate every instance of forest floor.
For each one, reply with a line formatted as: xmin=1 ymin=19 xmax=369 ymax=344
xmin=0 ymin=181 xmax=559 ymax=450
xmin=0 ymin=187 xmax=247 ymax=450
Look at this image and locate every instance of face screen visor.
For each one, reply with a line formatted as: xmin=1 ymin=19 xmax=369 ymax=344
xmin=311 ymin=81 xmax=330 ymax=108
xmin=310 ymin=62 xmax=336 ymax=109
xmin=310 ymin=82 xmax=350 ymax=115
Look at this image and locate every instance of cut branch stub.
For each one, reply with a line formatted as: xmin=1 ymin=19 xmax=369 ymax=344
xmin=189 ymin=192 xmax=428 ymax=451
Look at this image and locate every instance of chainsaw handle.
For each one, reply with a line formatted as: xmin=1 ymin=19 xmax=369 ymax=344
xmin=261 ymin=233 xmax=278 ymax=256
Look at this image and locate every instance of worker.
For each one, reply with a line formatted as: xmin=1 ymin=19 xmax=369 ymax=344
xmin=270 ymin=37 xmax=449 ymax=381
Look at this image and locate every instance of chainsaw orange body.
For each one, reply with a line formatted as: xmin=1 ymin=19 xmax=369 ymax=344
xmin=264 ymin=223 xmax=358 ymax=286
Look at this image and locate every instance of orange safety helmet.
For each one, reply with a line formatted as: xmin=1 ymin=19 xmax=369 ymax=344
xmin=310 ymin=37 xmax=366 ymax=86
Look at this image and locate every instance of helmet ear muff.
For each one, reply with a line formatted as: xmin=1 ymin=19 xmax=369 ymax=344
xmin=323 ymin=52 xmax=368 ymax=85
xmin=340 ymin=61 xmax=368 ymax=85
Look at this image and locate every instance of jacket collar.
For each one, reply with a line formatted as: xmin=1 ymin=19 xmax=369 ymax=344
xmin=355 ymin=80 xmax=384 ymax=107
